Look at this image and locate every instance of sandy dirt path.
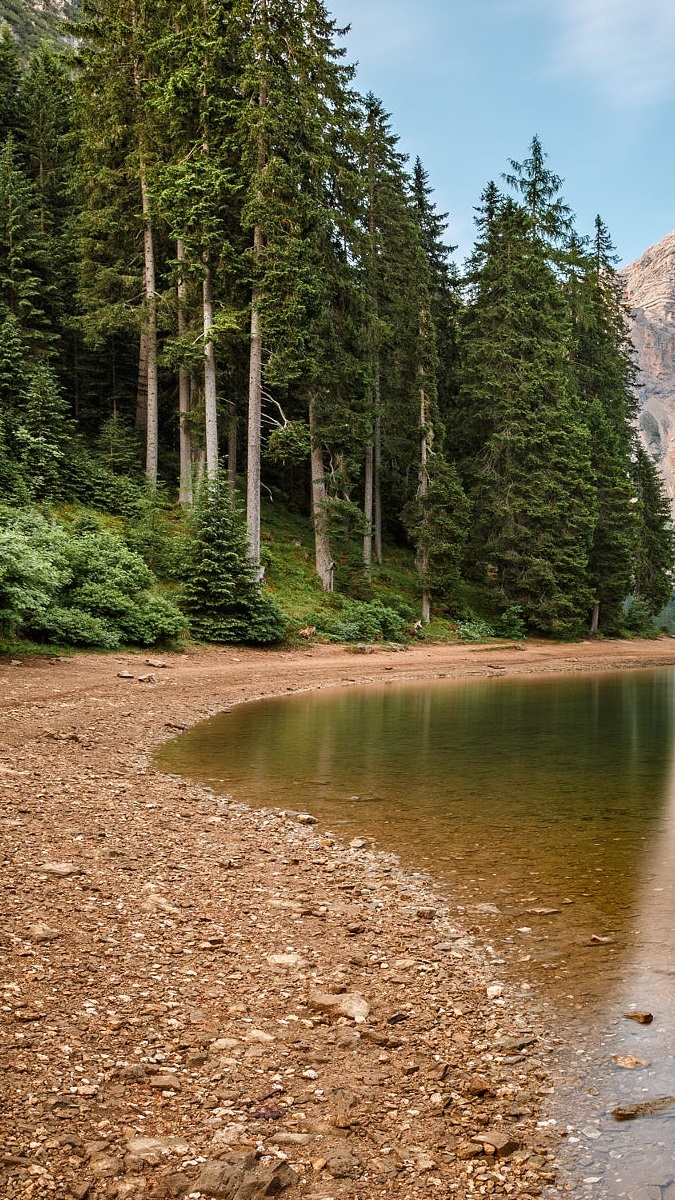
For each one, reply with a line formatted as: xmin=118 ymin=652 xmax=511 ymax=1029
xmin=3 ymin=637 xmax=675 ymax=1200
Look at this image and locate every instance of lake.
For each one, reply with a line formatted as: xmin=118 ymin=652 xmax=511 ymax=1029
xmin=156 ymin=667 xmax=675 ymax=1198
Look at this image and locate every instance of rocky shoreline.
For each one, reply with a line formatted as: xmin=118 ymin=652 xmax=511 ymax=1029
xmin=4 ymin=639 xmax=675 ymax=1199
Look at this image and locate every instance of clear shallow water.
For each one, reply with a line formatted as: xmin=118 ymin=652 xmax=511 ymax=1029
xmin=156 ymin=668 xmax=675 ymax=1198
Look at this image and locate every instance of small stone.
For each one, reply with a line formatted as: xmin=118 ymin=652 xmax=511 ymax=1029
xmin=117 ymin=672 xmax=135 ymax=680
xmin=145 ymin=658 xmax=168 ymax=668
xmin=35 ymin=861 xmax=81 ymax=878
xmin=472 ymin=1130 xmax=520 ymax=1158
xmin=416 ymin=906 xmax=437 ymax=920
xmin=582 ymin=1126 xmax=602 ymax=1140
xmin=270 ymin=1133 xmax=312 ymax=1147
xmin=613 ymin=1054 xmax=649 ymax=1069
xmin=326 ymin=1149 xmax=361 ymax=1178
xmin=308 ymin=990 xmax=370 ymax=1024
xmin=137 ymin=674 xmax=157 ymax=684
xmin=89 ymin=1154 xmax=124 ymax=1178
xmin=486 ymin=983 xmax=504 ymax=1000
xmin=70 ymin=1184 xmax=92 ymax=1200
xmin=467 ymin=1075 xmax=492 ymax=1096
xmin=245 ymin=1029 xmax=275 ymax=1044
xmin=624 ymin=1011 xmax=654 ymax=1025
xmin=210 ymin=1126 xmax=251 ymax=1153
xmin=125 ymin=1137 xmax=190 ymax=1160
xmin=27 ymin=921 xmax=60 ymax=942
xmin=354 ymin=643 xmax=374 ymax=654
xmin=139 ymin=892 xmax=181 ymax=916
xmin=267 ymin=953 xmax=306 ymax=969
xmin=154 ymin=1175 xmax=190 ymax=1199
xmin=147 ymin=1074 xmax=181 ymax=1090
xmin=113 ymin=1181 xmax=148 ymax=1200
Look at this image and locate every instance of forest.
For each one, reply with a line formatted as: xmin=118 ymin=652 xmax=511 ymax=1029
xmin=0 ymin=0 xmax=673 ymax=654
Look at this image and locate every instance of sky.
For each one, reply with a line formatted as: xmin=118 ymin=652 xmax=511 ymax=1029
xmin=327 ymin=0 xmax=675 ymax=268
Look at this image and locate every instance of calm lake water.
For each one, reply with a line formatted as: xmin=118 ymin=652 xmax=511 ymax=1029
xmin=156 ymin=667 xmax=675 ymax=1198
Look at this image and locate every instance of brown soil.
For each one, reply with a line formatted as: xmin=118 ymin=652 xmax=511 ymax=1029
xmin=3 ymin=637 xmax=675 ymax=1200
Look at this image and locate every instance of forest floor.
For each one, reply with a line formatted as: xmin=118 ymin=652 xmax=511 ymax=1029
xmin=3 ymin=636 xmax=675 ymax=1200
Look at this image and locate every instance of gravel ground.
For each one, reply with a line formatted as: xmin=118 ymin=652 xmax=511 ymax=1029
xmin=3 ymin=638 xmax=675 ymax=1200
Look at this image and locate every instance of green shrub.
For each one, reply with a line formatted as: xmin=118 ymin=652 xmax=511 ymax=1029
xmin=494 ymin=604 xmax=526 ymax=639
xmin=622 ymin=595 xmax=661 ymax=638
xmin=307 ymin=597 xmax=409 ymax=643
xmin=456 ymin=617 xmax=495 ymax=642
xmin=0 ymin=508 xmax=186 ymax=649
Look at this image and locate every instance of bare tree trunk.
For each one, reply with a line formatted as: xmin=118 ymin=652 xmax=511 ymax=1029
xmin=374 ymin=368 xmax=382 ymax=565
xmin=177 ymin=239 xmax=193 ymax=506
xmin=418 ymin=375 xmax=431 ymax=625
xmin=309 ymin=395 xmax=334 ymax=592
xmin=228 ymin=401 xmax=237 ymax=503
xmin=591 ymin=602 xmax=600 ymax=633
xmin=203 ymin=257 xmax=218 ymax=479
xmin=135 ymin=261 xmax=148 ymax=434
xmin=140 ymin=162 xmax=158 ymax=485
xmin=247 ymin=223 xmax=264 ymax=564
xmin=363 ymin=438 xmax=374 ymax=577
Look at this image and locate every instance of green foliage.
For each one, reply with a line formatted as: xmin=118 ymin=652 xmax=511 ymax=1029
xmin=265 ymin=421 xmax=311 ymax=467
xmin=182 ymin=473 xmax=287 ymax=645
xmin=631 ymin=447 xmax=674 ymax=615
xmin=462 ymin=189 xmax=596 ymax=636
xmin=622 ymin=596 xmax=662 ymax=639
xmin=0 ymin=508 xmax=186 ymax=648
xmin=456 ymin=617 xmax=494 ymax=642
xmin=403 ymin=455 xmax=470 ymax=612
xmin=306 ymin=596 xmax=411 ymax=643
xmin=494 ymin=605 xmax=526 ymax=639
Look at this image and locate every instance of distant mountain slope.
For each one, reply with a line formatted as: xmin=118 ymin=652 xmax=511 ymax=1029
xmin=1 ymin=0 xmax=76 ymax=54
xmin=622 ymin=231 xmax=675 ymax=502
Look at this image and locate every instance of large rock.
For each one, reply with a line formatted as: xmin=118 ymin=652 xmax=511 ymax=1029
xmin=195 ymin=1155 xmax=297 ymax=1200
xmin=622 ymin=231 xmax=675 ymax=502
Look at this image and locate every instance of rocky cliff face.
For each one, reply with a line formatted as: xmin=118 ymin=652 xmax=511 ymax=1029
xmin=4 ymin=0 xmax=76 ymax=54
xmin=622 ymin=231 xmax=675 ymax=500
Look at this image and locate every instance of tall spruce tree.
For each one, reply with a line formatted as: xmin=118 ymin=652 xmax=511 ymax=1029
xmin=76 ymin=0 xmax=165 ymax=483
xmin=236 ymin=0 xmax=364 ymax=587
xmin=568 ymin=218 xmax=640 ymax=631
xmin=461 ymin=190 xmax=596 ymax=634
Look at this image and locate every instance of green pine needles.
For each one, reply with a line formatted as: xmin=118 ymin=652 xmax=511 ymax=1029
xmin=183 ymin=474 xmax=287 ymax=645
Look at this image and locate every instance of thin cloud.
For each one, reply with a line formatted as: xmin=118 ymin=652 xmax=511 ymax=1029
xmin=552 ymin=0 xmax=675 ymax=108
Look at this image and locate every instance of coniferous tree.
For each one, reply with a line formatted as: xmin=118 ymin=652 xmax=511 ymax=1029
xmin=183 ymin=472 xmax=287 ymax=643
xmin=237 ymin=0 xmax=364 ymax=586
xmin=569 ymin=218 xmax=639 ymax=631
xmin=76 ymin=0 xmax=165 ymax=483
xmin=461 ymin=190 xmax=596 ymax=633
xmin=631 ymin=446 xmax=674 ymax=614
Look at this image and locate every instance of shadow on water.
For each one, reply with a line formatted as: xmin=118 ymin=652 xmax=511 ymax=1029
xmin=156 ymin=667 xmax=675 ymax=1199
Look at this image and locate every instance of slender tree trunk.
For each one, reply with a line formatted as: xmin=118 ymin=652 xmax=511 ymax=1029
xmin=374 ymin=369 xmax=382 ymax=565
xmin=418 ymin=375 xmax=431 ymax=624
xmin=135 ymin=259 xmax=148 ymax=433
xmin=228 ymin=401 xmax=237 ymax=503
xmin=177 ymin=239 xmax=193 ymax=506
xmin=203 ymin=256 xmax=218 ymax=479
xmin=363 ymin=438 xmax=374 ymax=577
xmin=247 ymin=223 xmax=264 ymax=564
xmin=309 ymin=395 xmax=334 ymax=592
xmin=591 ymin=601 xmax=600 ymax=633
xmin=140 ymin=161 xmax=158 ymax=485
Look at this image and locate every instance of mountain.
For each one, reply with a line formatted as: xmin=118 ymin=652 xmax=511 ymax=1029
xmin=622 ymin=231 xmax=675 ymax=501
xmin=1 ymin=0 xmax=76 ymax=54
